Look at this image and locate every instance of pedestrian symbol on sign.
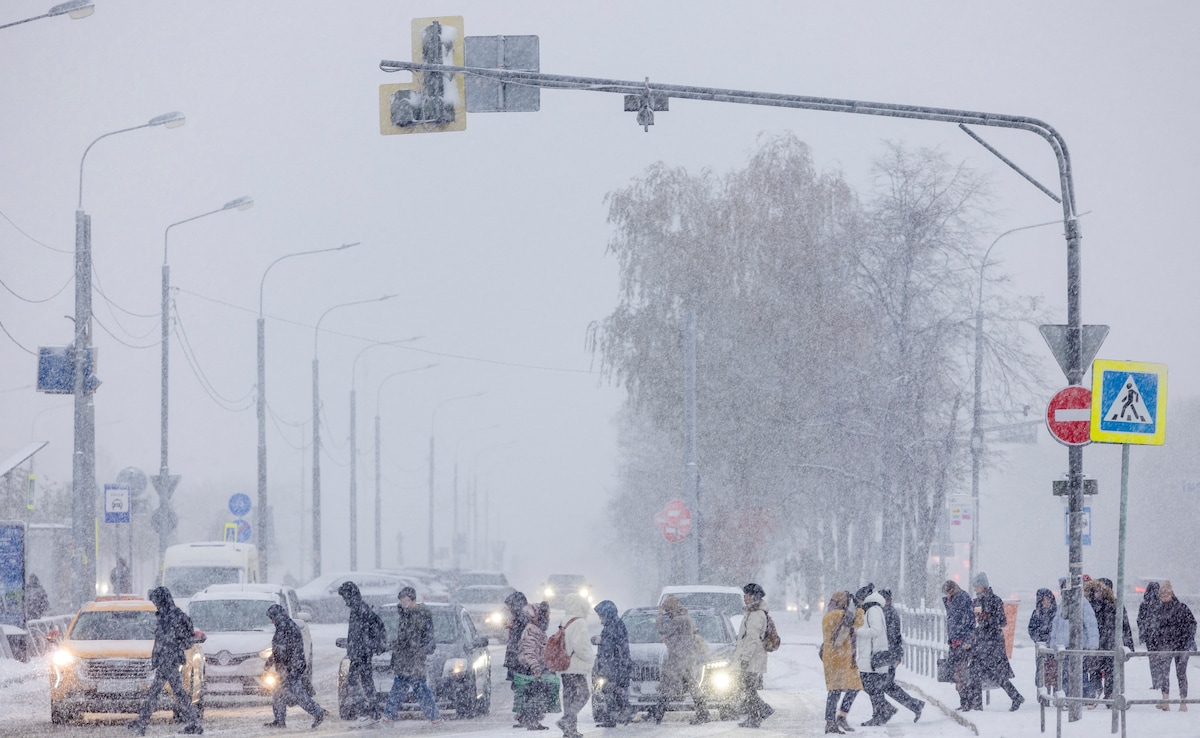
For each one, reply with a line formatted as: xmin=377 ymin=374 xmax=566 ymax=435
xmin=1106 ymin=377 xmax=1150 ymax=423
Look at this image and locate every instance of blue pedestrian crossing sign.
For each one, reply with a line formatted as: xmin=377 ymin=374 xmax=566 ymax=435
xmin=1089 ymin=359 xmax=1167 ymax=445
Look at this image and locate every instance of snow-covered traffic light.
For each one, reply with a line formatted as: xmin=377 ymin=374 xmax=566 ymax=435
xmin=379 ymin=16 xmax=466 ymax=135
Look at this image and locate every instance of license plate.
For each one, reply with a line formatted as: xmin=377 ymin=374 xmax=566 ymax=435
xmin=97 ymin=679 xmax=142 ymax=694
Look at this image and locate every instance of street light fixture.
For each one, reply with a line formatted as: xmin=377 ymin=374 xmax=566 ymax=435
xmin=347 ymin=337 xmax=423 ymax=570
xmin=427 ymin=392 xmax=485 ymax=567
xmin=70 ymin=111 xmax=184 ymax=608
xmin=0 ymin=0 xmax=93 ymax=30
xmin=968 ymin=217 xmax=1062 ymax=588
xmin=311 ymin=294 xmax=395 ymax=577
xmin=373 ymin=364 xmax=437 ymax=568
xmin=155 ymin=196 xmax=254 ymax=564
xmin=256 ymin=242 xmax=358 ymax=581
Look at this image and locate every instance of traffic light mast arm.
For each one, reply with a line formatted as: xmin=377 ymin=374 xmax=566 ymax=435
xmin=380 ymin=59 xmax=1077 ymax=216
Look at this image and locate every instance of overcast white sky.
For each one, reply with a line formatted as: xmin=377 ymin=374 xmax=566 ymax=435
xmin=2 ymin=2 xmax=1198 ymax=597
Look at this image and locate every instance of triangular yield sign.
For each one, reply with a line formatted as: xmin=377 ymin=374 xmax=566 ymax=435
xmin=1039 ymin=324 xmax=1109 ymax=380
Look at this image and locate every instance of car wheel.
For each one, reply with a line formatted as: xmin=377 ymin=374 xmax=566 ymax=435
xmin=476 ymin=672 xmax=491 ymax=715
xmin=50 ymin=702 xmax=76 ymax=725
xmin=452 ymin=678 xmax=475 ymax=718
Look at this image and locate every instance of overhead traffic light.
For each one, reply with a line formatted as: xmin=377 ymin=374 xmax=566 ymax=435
xmin=380 ymin=16 xmax=466 ymax=135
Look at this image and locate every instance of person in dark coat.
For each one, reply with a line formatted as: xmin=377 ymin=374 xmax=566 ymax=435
xmin=592 ymin=599 xmax=634 ymax=727
xmin=1149 ymin=580 xmax=1196 ymax=711
xmin=263 ymin=604 xmax=325 ymax=728
xmin=1085 ymin=578 xmax=1135 ymax=702
xmin=971 ymin=573 xmax=1023 ymax=711
xmin=127 ymin=587 xmax=202 ymax=735
xmin=111 ymin=556 xmax=132 ymax=594
xmin=504 ymin=590 xmax=530 ymax=686
xmin=339 ymin=581 xmax=386 ymax=723
xmin=24 ymin=574 xmax=49 ymax=622
xmin=1028 ymin=588 xmax=1058 ymax=690
xmin=942 ymin=579 xmax=979 ymax=711
xmin=1138 ymin=581 xmax=1162 ymax=692
xmin=879 ymin=589 xmax=924 ymax=721
xmin=383 ymin=587 xmax=442 ymax=724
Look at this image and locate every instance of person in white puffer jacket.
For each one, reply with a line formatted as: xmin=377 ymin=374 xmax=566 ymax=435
xmin=557 ymin=594 xmax=594 ymax=738
xmin=855 ymin=589 xmax=898 ymax=726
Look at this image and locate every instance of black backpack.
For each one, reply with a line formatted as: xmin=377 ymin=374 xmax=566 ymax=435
xmin=367 ymin=610 xmax=388 ymax=654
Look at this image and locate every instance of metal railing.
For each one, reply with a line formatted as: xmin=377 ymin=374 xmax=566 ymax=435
xmin=0 ymin=614 xmax=74 ymax=661
xmin=1034 ymin=643 xmax=1200 ymax=738
xmin=896 ymin=603 xmax=948 ymax=679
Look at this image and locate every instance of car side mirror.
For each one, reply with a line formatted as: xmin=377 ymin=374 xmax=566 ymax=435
xmin=473 ymin=636 xmax=489 ymax=650
xmin=46 ymin=629 xmax=61 ymax=644
xmin=193 ymin=630 xmax=207 ymax=645
xmin=335 ymin=637 xmax=347 ymax=649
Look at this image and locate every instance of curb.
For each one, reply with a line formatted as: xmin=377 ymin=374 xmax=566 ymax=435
xmin=897 ymin=679 xmax=979 ymax=735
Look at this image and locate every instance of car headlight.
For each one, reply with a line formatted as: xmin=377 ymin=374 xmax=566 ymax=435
xmin=593 ymin=676 xmax=606 ymax=689
xmin=259 ymin=647 xmax=272 ymax=659
xmin=703 ymin=661 xmax=734 ymax=693
xmin=444 ymin=658 xmax=467 ymax=677
xmin=543 ymin=587 xmax=554 ymax=598
xmin=263 ymin=671 xmax=279 ymax=689
xmin=486 ymin=611 xmax=505 ymax=625
xmin=578 ymin=587 xmax=589 ymax=599
xmin=52 ymin=648 xmax=77 ymax=668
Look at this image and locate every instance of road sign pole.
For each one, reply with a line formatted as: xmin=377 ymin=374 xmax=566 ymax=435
xmin=1113 ymin=443 xmax=1130 ymax=735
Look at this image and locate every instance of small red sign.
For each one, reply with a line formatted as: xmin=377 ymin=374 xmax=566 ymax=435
xmin=1046 ymin=386 xmax=1092 ymax=446
xmin=652 ymin=499 xmax=693 ymax=543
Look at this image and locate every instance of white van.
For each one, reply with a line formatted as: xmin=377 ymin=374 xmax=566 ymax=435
xmin=161 ymin=542 xmax=259 ymax=601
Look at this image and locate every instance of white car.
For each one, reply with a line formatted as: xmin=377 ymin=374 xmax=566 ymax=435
xmin=186 ymin=584 xmax=311 ymax=696
xmin=296 ymin=571 xmax=413 ymax=622
xmin=658 ymin=585 xmax=746 ymax=632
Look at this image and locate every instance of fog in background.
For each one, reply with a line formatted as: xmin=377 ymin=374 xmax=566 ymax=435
xmin=2 ymin=2 xmax=1198 ymax=607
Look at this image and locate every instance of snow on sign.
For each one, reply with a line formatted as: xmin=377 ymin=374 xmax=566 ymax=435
xmin=653 ymin=499 xmax=693 ymax=543
xmin=1089 ymin=359 xmax=1168 ymax=445
xmin=1046 ymin=385 xmax=1092 ymax=446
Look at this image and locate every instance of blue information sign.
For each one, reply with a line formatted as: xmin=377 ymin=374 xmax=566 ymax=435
xmin=228 ymin=493 xmax=252 ymax=517
xmin=232 ymin=519 xmax=252 ymax=543
xmin=0 ymin=522 xmax=26 ymax=627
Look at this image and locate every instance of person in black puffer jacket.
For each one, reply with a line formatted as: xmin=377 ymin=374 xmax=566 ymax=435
xmin=127 ymin=587 xmax=202 ymax=735
xmin=264 ymin=604 xmax=326 ymax=729
xmin=339 ymin=581 xmax=386 ymax=722
xmin=592 ymin=600 xmax=635 ymax=727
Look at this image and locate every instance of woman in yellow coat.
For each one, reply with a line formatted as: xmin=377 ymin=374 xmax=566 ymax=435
xmin=822 ymin=591 xmax=864 ymax=734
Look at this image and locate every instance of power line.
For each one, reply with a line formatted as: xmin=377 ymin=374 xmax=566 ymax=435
xmin=0 ymin=207 xmax=71 ymax=254
xmin=173 ymin=306 xmax=254 ymax=411
xmin=0 ymin=319 xmax=36 ymax=355
xmin=92 ymin=312 xmax=159 ymax=350
xmin=0 ymin=272 xmax=72 ymax=304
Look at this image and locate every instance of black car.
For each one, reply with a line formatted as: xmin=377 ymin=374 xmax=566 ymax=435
xmin=336 ymin=602 xmax=491 ymax=719
xmin=592 ymin=606 xmax=738 ymax=723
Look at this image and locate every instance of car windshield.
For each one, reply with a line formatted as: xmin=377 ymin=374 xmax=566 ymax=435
xmin=378 ymin=606 xmax=459 ymax=644
xmin=668 ymin=592 xmax=743 ymax=618
xmin=163 ymin=566 xmax=242 ymax=598
xmin=188 ymin=599 xmax=274 ymax=631
xmin=455 ymin=587 xmax=512 ymax=604
xmin=622 ymin=612 xmax=731 ymax=645
xmin=458 ymin=572 xmax=507 ymax=587
xmin=547 ymin=575 xmax=585 ymax=589
xmin=70 ymin=610 xmax=157 ymax=640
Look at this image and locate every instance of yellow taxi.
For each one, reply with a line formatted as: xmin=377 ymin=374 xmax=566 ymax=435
xmin=49 ymin=595 xmax=206 ymax=724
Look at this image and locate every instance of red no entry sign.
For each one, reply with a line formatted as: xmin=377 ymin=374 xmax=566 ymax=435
xmin=1046 ymin=385 xmax=1092 ymax=446
xmin=653 ymin=499 xmax=693 ymax=543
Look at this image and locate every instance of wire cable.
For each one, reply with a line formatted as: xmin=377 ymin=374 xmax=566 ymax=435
xmin=0 ymin=319 xmax=36 ymax=355
xmin=0 ymin=272 xmax=73 ymax=304
xmin=173 ymin=306 xmax=255 ymax=410
xmin=92 ymin=313 xmax=159 ymax=350
xmin=0 ymin=207 xmax=71 ymax=254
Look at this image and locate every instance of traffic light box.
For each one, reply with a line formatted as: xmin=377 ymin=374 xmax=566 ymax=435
xmin=380 ymin=16 xmax=466 ymax=135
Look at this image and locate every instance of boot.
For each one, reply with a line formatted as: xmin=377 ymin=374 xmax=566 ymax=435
xmin=689 ymin=710 xmax=711 ymax=725
xmin=837 ymin=711 xmax=855 ymax=732
xmin=825 ymin=718 xmax=845 ymax=734
xmin=1158 ymin=690 xmax=1170 ymax=711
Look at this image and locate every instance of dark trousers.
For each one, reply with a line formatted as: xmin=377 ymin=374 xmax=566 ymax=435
xmin=598 ymin=681 xmax=633 ymax=723
xmin=884 ymin=665 xmax=923 ymax=712
xmin=1150 ymin=652 xmax=1190 ymax=697
xmin=738 ymin=670 xmax=771 ymax=722
xmin=346 ymin=658 xmax=379 ymax=717
xmin=273 ymin=672 xmax=323 ymax=724
xmin=825 ymin=690 xmax=858 ymax=720
xmin=560 ymin=673 xmax=589 ymax=733
xmin=134 ymin=667 xmax=198 ymax=728
xmin=860 ymin=672 xmax=897 ymax=720
xmin=949 ymin=644 xmax=982 ymax=709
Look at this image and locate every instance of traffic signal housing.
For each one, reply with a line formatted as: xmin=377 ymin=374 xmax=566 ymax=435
xmin=380 ymin=16 xmax=467 ymax=135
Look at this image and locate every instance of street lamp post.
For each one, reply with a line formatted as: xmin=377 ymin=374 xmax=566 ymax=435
xmin=968 ymin=218 xmax=1062 ymax=588
xmin=373 ymin=364 xmax=437 ymax=568
xmin=257 ymin=243 xmax=357 ymax=581
xmin=451 ymin=426 xmax=499 ymax=570
xmin=311 ymin=294 xmax=394 ymax=578
xmin=71 ymin=111 xmax=184 ymax=608
xmin=348 ymin=338 xmax=422 ymax=571
xmin=427 ymin=393 xmax=484 ymax=567
xmin=0 ymin=0 xmax=93 ymax=30
xmin=157 ymin=197 xmax=253 ymax=563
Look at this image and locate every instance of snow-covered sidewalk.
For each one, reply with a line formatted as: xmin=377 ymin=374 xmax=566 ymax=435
xmin=772 ymin=609 xmax=1199 ymax=737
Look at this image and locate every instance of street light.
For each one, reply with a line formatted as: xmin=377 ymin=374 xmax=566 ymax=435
xmin=311 ymin=294 xmax=395 ymax=577
xmin=451 ymin=425 xmax=500 ymax=570
xmin=348 ymin=337 xmax=423 ymax=571
xmin=968 ymin=217 xmax=1061 ymax=588
xmin=427 ymin=392 xmax=485 ymax=567
xmin=155 ymin=196 xmax=253 ymax=563
xmin=256 ymin=242 xmax=358 ymax=581
xmin=0 ymin=0 xmax=93 ymax=30
xmin=70 ymin=111 xmax=184 ymax=608
xmin=373 ymin=363 xmax=437 ymax=568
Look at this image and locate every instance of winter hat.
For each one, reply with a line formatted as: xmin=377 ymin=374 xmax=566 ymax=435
xmin=853 ymin=583 xmax=874 ymax=605
xmin=398 ymin=586 xmax=418 ymax=601
xmin=973 ymin=573 xmax=990 ymax=590
xmin=743 ymin=583 xmax=765 ymax=600
xmin=266 ymin=604 xmax=286 ymax=621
